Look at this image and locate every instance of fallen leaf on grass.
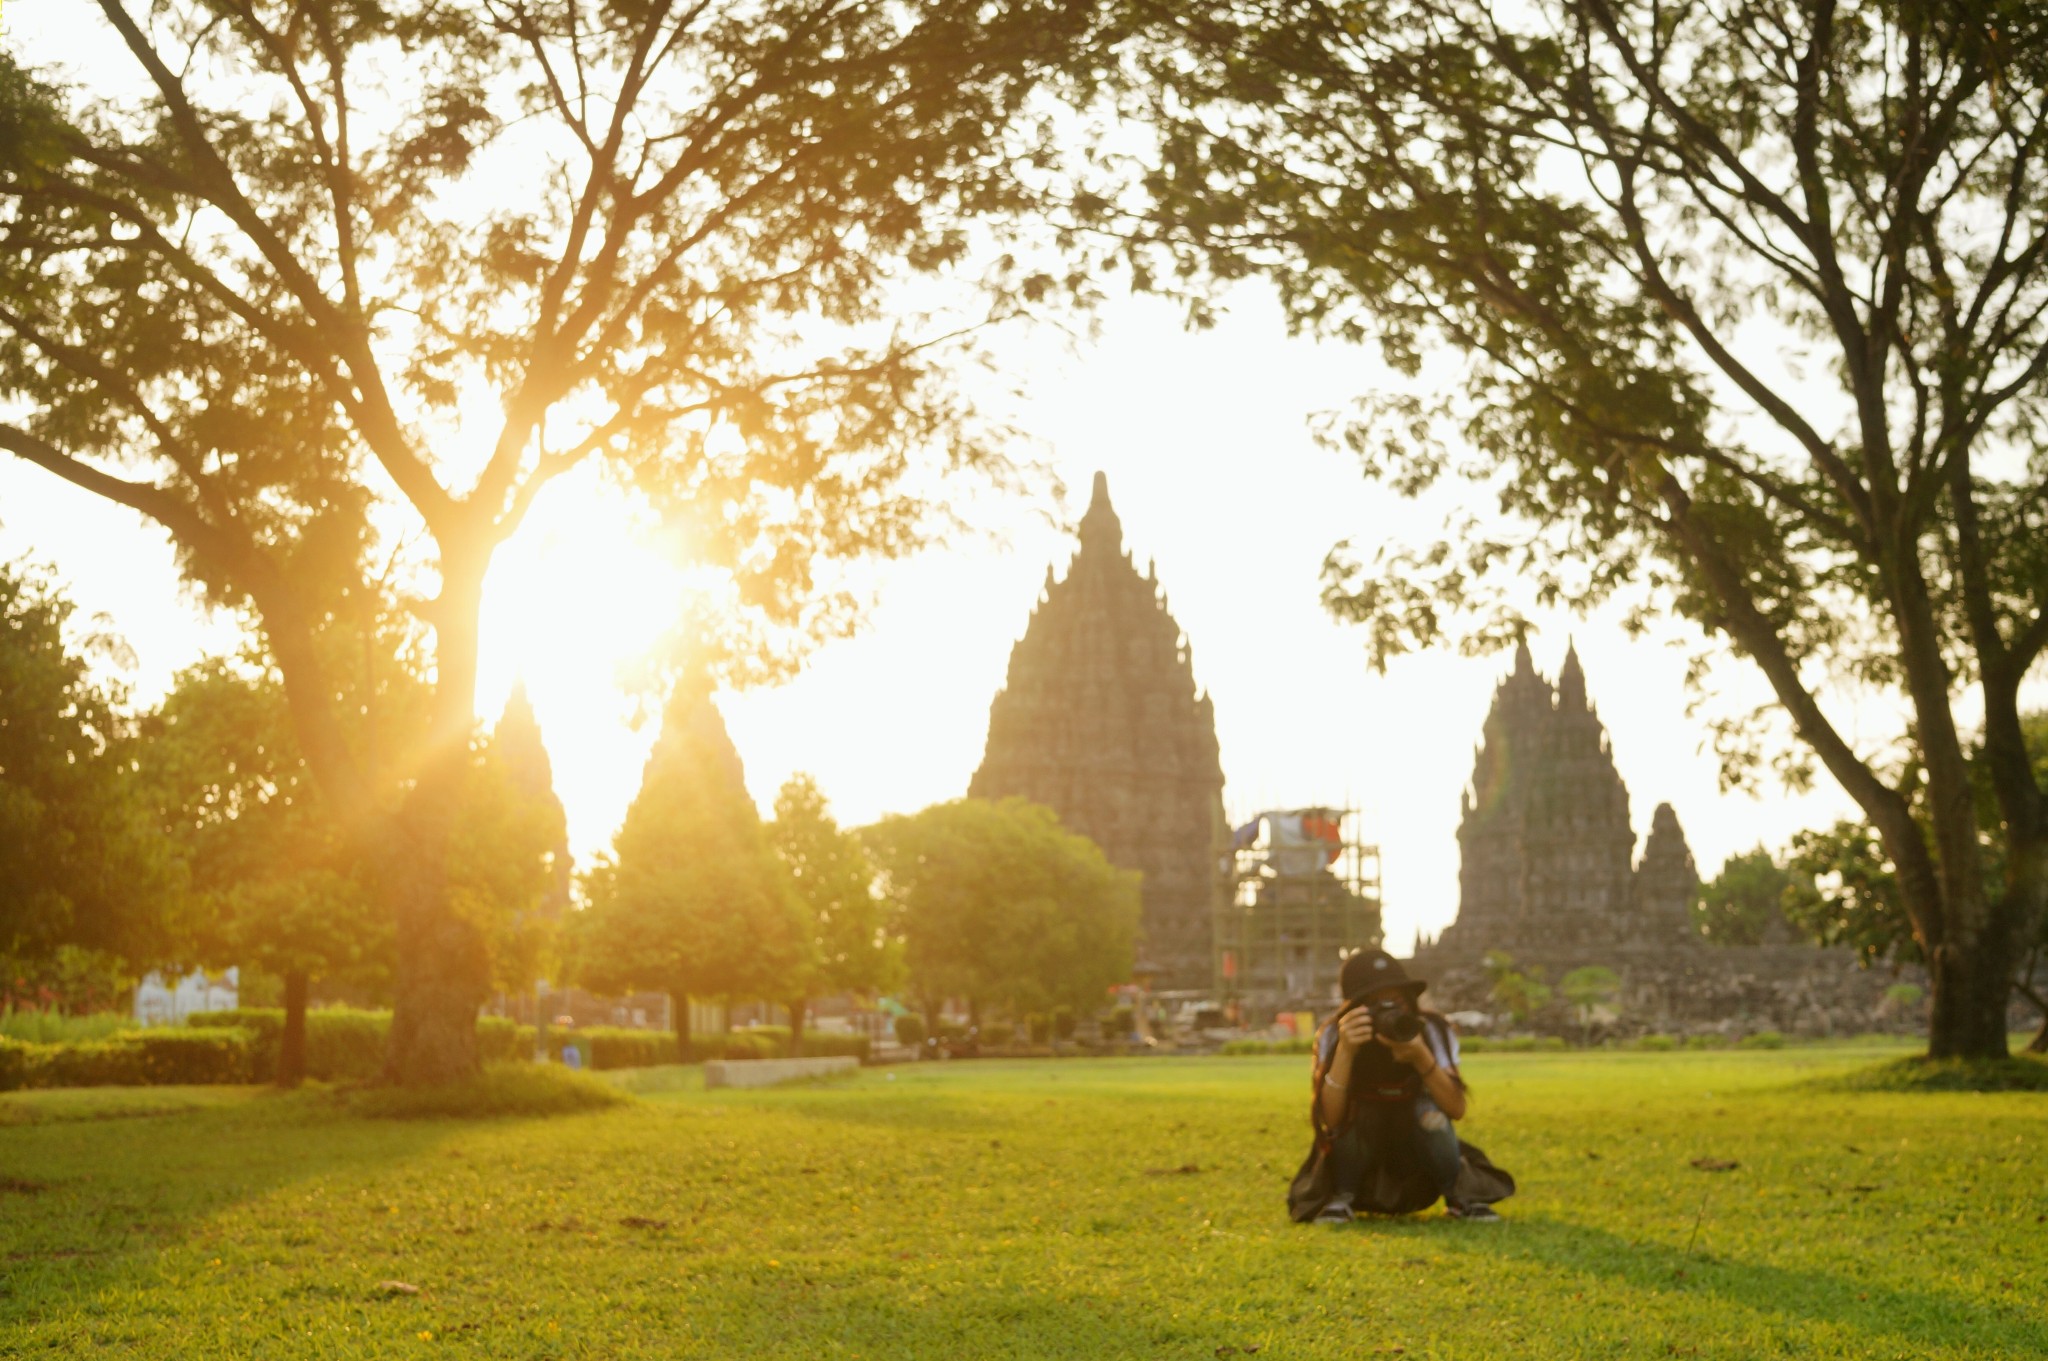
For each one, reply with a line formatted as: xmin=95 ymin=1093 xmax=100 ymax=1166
xmin=1144 ymin=1164 xmax=1202 ymax=1176
xmin=374 ymin=1280 xmax=420 ymax=1296
xmin=618 ymin=1217 xmax=671 ymax=1231
xmin=0 ymin=1177 xmax=47 ymax=1194
xmin=1689 ymin=1158 xmax=1739 ymax=1172
xmin=1848 ymin=1184 xmax=1881 ymax=1194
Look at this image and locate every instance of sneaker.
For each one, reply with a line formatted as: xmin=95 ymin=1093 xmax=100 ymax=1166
xmin=1313 ymin=1199 xmax=1356 ymax=1226
xmin=1446 ymin=1202 xmax=1503 ymax=1223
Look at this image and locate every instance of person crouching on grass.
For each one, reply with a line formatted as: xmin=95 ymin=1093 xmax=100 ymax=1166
xmin=1287 ymin=949 xmax=1515 ymax=1225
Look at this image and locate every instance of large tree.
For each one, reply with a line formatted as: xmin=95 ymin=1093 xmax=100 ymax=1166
xmin=1117 ymin=0 xmax=2048 ymax=1057
xmin=571 ymin=675 xmax=805 ymax=1059
xmin=0 ymin=0 xmax=1093 ymax=1081
xmin=0 ymin=558 xmax=178 ymax=967
xmin=768 ymin=772 xmax=899 ymax=1054
xmin=863 ymin=797 xmax=1139 ymax=1026
xmin=141 ymin=655 xmax=564 ymax=1082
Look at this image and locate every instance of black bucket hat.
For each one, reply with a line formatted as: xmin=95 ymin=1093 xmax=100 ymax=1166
xmin=1340 ymin=949 xmax=1428 ymax=1002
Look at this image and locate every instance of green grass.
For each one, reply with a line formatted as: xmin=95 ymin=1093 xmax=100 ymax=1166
xmin=1 ymin=1046 xmax=2042 ymax=1358
xmin=341 ymin=1063 xmax=634 ymax=1120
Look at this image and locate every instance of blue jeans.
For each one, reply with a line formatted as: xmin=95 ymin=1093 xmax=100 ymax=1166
xmin=1327 ymin=1096 xmax=1463 ymax=1208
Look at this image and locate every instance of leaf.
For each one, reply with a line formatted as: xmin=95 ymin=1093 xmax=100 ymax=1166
xmin=374 ymin=1280 xmax=421 ymax=1296
xmin=1689 ymin=1158 xmax=1739 ymax=1172
xmin=1144 ymin=1163 xmax=1202 ymax=1176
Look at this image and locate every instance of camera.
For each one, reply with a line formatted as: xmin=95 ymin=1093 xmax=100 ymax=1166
xmin=1365 ymin=994 xmax=1421 ymax=1044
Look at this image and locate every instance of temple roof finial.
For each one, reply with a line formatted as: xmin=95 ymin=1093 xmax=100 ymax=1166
xmin=1078 ymin=470 xmax=1122 ymax=551
xmin=1558 ymin=636 xmax=1586 ymax=708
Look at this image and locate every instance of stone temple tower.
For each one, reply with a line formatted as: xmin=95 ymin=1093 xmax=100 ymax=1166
xmin=969 ymin=472 xmax=1229 ymax=988
xmin=1427 ymin=639 xmax=1699 ymax=962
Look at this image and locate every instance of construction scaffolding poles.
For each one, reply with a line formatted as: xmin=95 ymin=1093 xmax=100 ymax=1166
xmin=1214 ymin=806 xmax=1384 ymax=1014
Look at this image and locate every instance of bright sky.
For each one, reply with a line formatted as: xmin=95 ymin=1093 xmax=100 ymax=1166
xmin=3 ymin=6 xmax=1889 ymax=953
xmin=0 ymin=278 xmax=1871 ymax=951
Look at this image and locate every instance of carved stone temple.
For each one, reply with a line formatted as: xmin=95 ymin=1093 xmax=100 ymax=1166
xmin=969 ymin=472 xmax=1229 ymax=989
xmin=1425 ymin=638 xmax=1700 ymax=960
xmin=1415 ymin=640 xmax=1916 ymax=1038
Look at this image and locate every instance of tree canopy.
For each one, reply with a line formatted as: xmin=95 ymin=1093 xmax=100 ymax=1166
xmin=0 ymin=558 xmax=177 ymax=966
xmin=1114 ymin=0 xmax=2048 ymax=1058
xmin=769 ymin=772 xmax=898 ymax=1049
xmin=572 ymin=676 xmax=804 ymax=1055
xmin=864 ymin=797 xmax=1139 ymax=1022
xmin=0 ymin=0 xmax=1097 ymax=1081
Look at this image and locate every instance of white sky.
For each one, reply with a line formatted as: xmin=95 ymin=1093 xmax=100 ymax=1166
xmin=2 ymin=4 xmax=1894 ymax=953
xmin=0 ymin=281 xmax=1869 ymax=951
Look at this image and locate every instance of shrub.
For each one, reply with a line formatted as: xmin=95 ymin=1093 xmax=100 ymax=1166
xmin=1504 ymin=1035 xmax=1539 ymax=1052
xmin=477 ymin=1017 xmax=535 ymax=1064
xmin=348 ymin=1063 xmax=632 ymax=1119
xmin=1738 ymin=1030 xmax=1787 ymax=1049
xmin=1635 ymin=1034 xmax=1678 ymax=1051
xmin=122 ymin=1027 xmax=254 ymax=1084
xmin=1458 ymin=1036 xmax=1491 ymax=1054
xmin=1105 ymin=1005 xmax=1133 ymax=1036
xmin=793 ymin=1032 xmax=870 ymax=1061
xmin=0 ymin=1008 xmax=132 ymax=1045
xmin=1051 ymin=1005 xmax=1076 ymax=1040
xmin=1538 ymin=1035 xmax=1569 ymax=1051
xmin=0 ymin=1028 xmax=253 ymax=1090
xmin=1027 ymin=1013 xmax=1052 ymax=1044
xmin=1685 ymin=1033 xmax=1728 ymax=1050
xmin=981 ymin=1022 xmax=1016 ymax=1046
xmin=893 ymin=1015 xmax=926 ymax=1046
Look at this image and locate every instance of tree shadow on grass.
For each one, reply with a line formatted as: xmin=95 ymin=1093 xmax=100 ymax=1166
xmin=1425 ymin=1212 xmax=2045 ymax=1354
xmin=0 ymin=1088 xmax=456 ymax=1324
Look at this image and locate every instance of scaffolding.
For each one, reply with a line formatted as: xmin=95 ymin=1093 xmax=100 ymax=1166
xmin=1214 ymin=806 xmax=1383 ymax=1014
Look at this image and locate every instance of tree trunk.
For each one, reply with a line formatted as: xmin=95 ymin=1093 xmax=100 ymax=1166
xmin=278 ymin=969 xmax=309 ymax=1088
xmin=1926 ymin=938 xmax=2013 ymax=1059
xmin=382 ymin=557 xmax=490 ymax=1087
xmin=672 ymin=992 xmax=693 ymax=1063
xmin=786 ymin=997 xmax=807 ymax=1058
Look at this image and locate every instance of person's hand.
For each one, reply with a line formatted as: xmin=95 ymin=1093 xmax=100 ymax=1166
xmin=1379 ymin=1027 xmax=1434 ymax=1072
xmin=1333 ymin=1004 xmax=1375 ymax=1056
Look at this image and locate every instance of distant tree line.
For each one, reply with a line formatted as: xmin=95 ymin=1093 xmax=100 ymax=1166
xmin=2 ymin=560 xmax=1137 ymax=1075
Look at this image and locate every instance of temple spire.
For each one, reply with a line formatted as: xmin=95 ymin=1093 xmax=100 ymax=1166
xmin=1558 ymin=638 xmax=1587 ymax=709
xmin=1078 ymin=469 xmax=1123 ymax=551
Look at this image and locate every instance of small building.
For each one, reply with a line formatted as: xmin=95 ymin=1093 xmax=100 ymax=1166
xmin=133 ymin=968 xmax=239 ymax=1025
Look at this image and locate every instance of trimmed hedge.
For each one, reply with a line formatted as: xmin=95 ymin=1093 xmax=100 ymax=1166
xmin=0 ymin=1027 xmax=255 ymax=1090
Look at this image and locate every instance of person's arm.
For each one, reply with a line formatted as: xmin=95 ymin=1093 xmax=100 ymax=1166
xmin=1381 ymin=1024 xmax=1467 ymax=1120
xmin=1317 ymin=1005 xmax=1376 ymax=1127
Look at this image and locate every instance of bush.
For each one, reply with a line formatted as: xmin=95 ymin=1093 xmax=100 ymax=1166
xmin=1027 ymin=1013 xmax=1052 ymax=1044
xmin=1635 ymin=1034 xmax=1679 ymax=1051
xmin=794 ymin=1032 xmax=870 ymax=1061
xmin=1738 ymin=1030 xmax=1787 ymax=1049
xmin=348 ymin=1063 xmax=632 ymax=1119
xmin=0 ymin=1008 xmax=132 ymax=1045
xmin=1538 ymin=1035 xmax=1570 ymax=1051
xmin=1105 ymin=1005 xmax=1133 ymax=1036
xmin=894 ymin=1015 xmax=926 ymax=1046
xmin=1504 ymin=1036 xmax=1539 ymax=1051
xmin=1685 ymin=1033 xmax=1728 ymax=1050
xmin=0 ymin=1027 xmax=253 ymax=1090
xmin=548 ymin=1027 xmax=673 ymax=1070
xmin=1458 ymin=1036 xmax=1491 ymax=1053
xmin=981 ymin=1022 xmax=1016 ymax=1046
xmin=478 ymin=1016 xmax=535 ymax=1064
xmin=189 ymin=1007 xmax=387 ymax=1082
xmin=1051 ymin=1005 xmax=1076 ymax=1040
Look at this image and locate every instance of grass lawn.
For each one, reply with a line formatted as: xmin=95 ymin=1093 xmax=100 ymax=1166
xmin=1 ymin=1046 xmax=2042 ymax=1359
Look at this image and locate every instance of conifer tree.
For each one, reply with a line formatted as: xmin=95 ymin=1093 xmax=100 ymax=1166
xmin=574 ymin=677 xmax=805 ymax=1059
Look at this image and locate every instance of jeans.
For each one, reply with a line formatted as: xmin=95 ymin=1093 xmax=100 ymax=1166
xmin=1326 ymin=1096 xmax=1463 ymax=1208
